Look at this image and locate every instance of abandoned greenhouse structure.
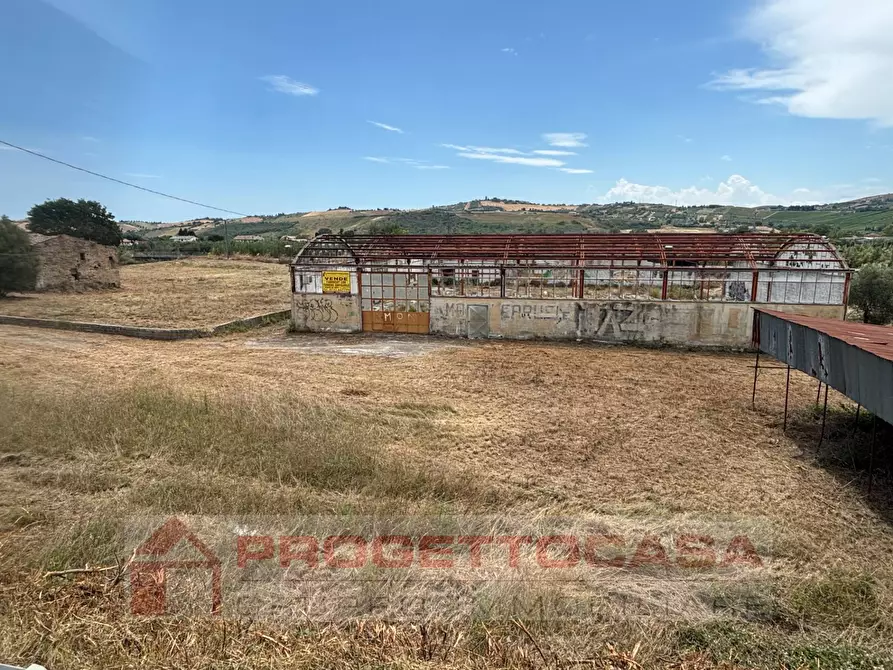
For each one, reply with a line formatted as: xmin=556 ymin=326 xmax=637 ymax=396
xmin=290 ymin=233 xmax=851 ymax=347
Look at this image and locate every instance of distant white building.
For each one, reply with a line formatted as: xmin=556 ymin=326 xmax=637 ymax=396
xmin=170 ymin=235 xmax=198 ymax=243
xmin=233 ymin=234 xmax=264 ymax=242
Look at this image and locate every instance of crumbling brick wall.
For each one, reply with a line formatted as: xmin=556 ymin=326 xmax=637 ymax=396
xmin=30 ymin=234 xmax=120 ymax=292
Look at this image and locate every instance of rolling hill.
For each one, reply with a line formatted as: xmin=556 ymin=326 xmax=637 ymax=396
xmin=119 ymin=193 xmax=893 ymax=240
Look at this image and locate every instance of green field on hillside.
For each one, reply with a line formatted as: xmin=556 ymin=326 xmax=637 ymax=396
xmin=766 ymin=209 xmax=893 ymax=233
xmin=201 ymin=219 xmax=302 ymax=238
xmin=351 ymin=209 xmax=593 ymax=234
xmin=718 ymin=207 xmax=776 ymax=221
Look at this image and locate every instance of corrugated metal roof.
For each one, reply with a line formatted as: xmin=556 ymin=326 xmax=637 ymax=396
xmin=757 ymin=309 xmax=893 ymax=363
xmin=754 ymin=309 xmax=893 ymax=425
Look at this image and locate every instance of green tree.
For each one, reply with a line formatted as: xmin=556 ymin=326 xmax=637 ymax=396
xmin=0 ymin=215 xmax=39 ymax=296
xmin=849 ymin=264 xmax=893 ymax=324
xmin=27 ymin=198 xmax=122 ymax=246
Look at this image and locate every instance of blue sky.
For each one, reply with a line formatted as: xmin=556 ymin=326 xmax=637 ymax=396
xmin=1 ymin=0 xmax=892 ymax=221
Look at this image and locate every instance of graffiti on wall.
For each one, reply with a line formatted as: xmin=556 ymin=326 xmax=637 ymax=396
xmin=294 ymin=298 xmax=339 ymax=323
xmin=580 ymin=303 xmax=661 ymax=338
xmin=494 ymin=301 xmax=662 ymax=339
xmin=499 ymin=303 xmax=574 ymax=323
xmin=435 ymin=302 xmax=467 ymax=320
xmin=432 ymin=300 xmax=666 ymax=340
xmin=727 ymin=281 xmax=750 ymax=302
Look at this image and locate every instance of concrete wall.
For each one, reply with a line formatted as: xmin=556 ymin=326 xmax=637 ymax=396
xmin=430 ymin=297 xmax=845 ymax=347
xmin=291 ymin=293 xmax=362 ymax=333
xmin=32 ymin=235 xmax=120 ymax=292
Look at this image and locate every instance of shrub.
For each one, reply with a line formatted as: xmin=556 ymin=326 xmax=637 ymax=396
xmin=0 ymin=215 xmax=38 ymax=296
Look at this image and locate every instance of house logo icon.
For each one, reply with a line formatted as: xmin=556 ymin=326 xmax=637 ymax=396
xmin=130 ymin=518 xmax=222 ymax=616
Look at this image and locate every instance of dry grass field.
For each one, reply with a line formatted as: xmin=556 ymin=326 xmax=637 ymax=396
xmin=0 ymin=259 xmax=290 ymax=327
xmin=1 ymin=316 xmax=891 ymax=669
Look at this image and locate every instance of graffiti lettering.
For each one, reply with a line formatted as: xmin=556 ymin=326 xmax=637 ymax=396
xmin=582 ymin=303 xmax=661 ymax=340
xmin=499 ymin=303 xmax=574 ymax=323
xmin=434 ymin=302 xmax=467 ymax=320
xmin=295 ymin=298 xmax=339 ymax=323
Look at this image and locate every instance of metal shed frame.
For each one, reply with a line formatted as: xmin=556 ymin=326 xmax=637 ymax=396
xmin=292 ymin=233 xmax=850 ymax=305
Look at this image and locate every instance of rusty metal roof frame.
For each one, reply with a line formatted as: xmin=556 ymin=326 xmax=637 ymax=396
xmin=292 ymin=233 xmax=848 ymax=270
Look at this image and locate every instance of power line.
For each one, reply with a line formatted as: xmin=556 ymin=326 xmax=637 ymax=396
xmin=0 ymin=139 xmax=248 ymax=217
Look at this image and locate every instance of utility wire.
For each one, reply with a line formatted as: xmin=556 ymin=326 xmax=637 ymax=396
xmin=0 ymin=139 xmax=248 ymax=217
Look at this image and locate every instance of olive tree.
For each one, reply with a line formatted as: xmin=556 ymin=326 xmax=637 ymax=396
xmin=849 ymin=264 xmax=893 ymax=325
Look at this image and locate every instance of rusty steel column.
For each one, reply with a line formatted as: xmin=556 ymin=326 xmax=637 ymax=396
xmin=817 ymin=384 xmax=830 ymax=451
xmin=868 ymin=415 xmax=878 ymax=496
xmin=752 ymin=349 xmax=760 ymax=410
xmin=783 ymin=364 xmax=791 ymax=433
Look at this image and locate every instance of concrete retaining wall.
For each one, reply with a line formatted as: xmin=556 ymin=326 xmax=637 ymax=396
xmin=429 ymin=298 xmax=845 ymax=347
xmin=0 ymin=310 xmax=290 ymax=341
xmin=291 ymin=293 xmax=361 ymax=333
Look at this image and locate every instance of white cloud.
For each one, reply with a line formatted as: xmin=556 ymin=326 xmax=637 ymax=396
xmin=441 ymin=144 xmax=524 ymax=155
xmin=533 ymin=149 xmax=577 ymax=156
xmin=81 ymin=135 xmax=100 ymax=142
xmin=457 ymin=151 xmax=564 ymax=167
xmin=363 ymin=156 xmax=449 ymax=170
xmin=708 ymin=0 xmax=893 ymax=126
xmin=125 ymin=173 xmax=161 ymax=179
xmin=368 ymin=120 xmax=403 ymax=133
xmin=260 ymin=75 xmax=318 ymax=96
xmin=599 ymin=174 xmax=785 ymax=206
xmin=676 ymin=134 xmax=693 ymax=143
xmin=501 ymin=47 xmax=517 ymax=56
xmin=444 ymin=140 xmax=598 ymax=168
xmin=721 ymin=155 xmax=732 ymax=162
xmin=543 ymin=132 xmax=588 ymax=147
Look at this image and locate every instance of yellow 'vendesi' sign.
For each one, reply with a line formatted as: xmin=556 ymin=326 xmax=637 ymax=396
xmin=322 ymin=271 xmax=351 ymax=293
